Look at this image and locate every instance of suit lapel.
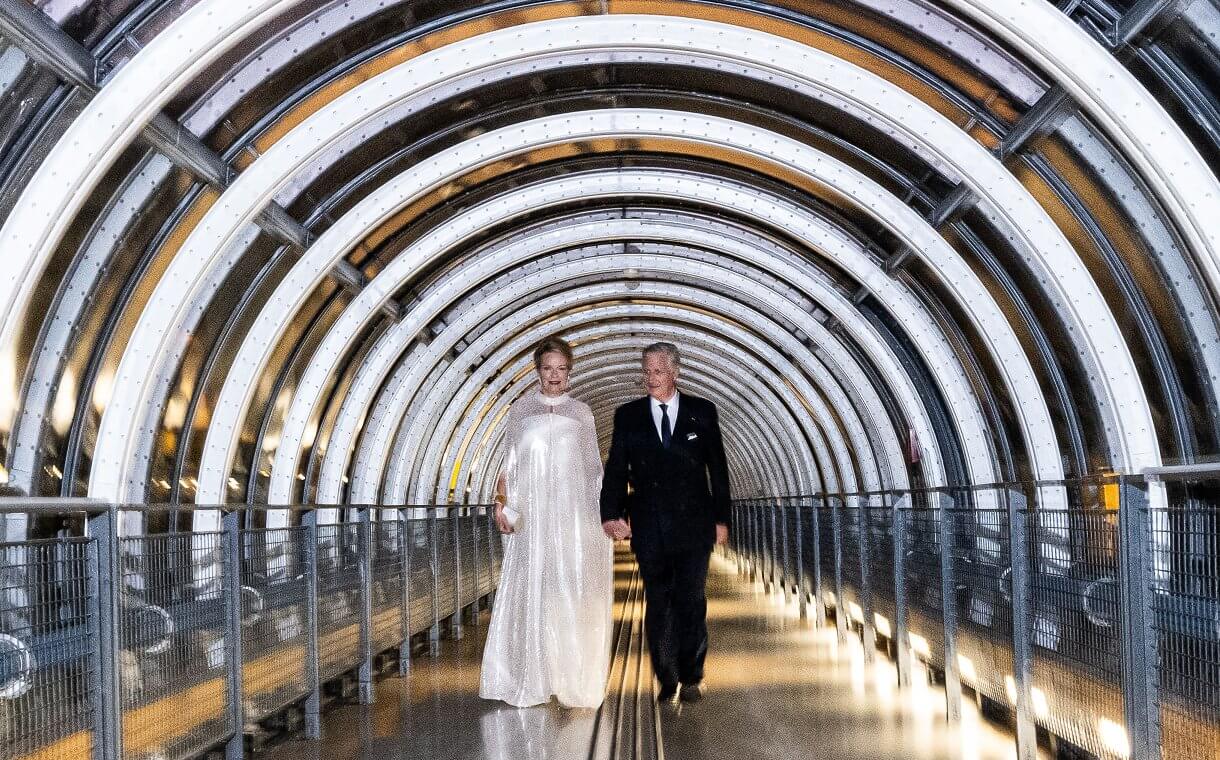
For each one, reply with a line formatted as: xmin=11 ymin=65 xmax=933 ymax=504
xmin=640 ymin=397 xmax=664 ymax=449
xmin=670 ymin=402 xmax=688 ymax=444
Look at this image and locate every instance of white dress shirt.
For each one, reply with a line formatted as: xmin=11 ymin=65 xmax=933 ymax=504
xmin=649 ymin=391 xmax=680 ymax=443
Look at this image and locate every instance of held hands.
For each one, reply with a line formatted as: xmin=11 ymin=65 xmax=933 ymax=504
xmin=715 ymin=523 xmax=729 ymax=546
xmin=601 ymin=519 xmax=631 ymax=542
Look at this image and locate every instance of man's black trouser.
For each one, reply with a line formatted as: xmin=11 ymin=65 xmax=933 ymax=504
xmin=635 ymin=546 xmax=711 ymax=688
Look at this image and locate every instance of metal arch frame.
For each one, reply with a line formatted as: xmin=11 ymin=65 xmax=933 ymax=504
xmin=299 ymin=144 xmax=1025 ymax=502
xmin=260 ymin=35 xmax=1135 ymax=475
xmin=380 ymin=243 xmax=869 ymax=500
xmin=348 ymin=296 xmax=901 ymax=508
xmin=247 ymin=196 xmax=950 ymax=507
xmin=2 ymin=25 xmax=1049 ymax=500
xmin=2 ymin=9 xmax=1205 ymax=495
xmin=359 ymin=271 xmax=854 ymax=508
xmin=346 ymin=291 xmax=900 ymax=497
xmin=0 ymin=0 xmax=1043 ymax=486
xmin=939 ymin=0 xmax=1220 ymax=311
xmin=423 ymin=315 xmax=859 ymax=507
xmin=399 ymin=330 xmax=823 ymax=503
xmin=77 ymin=17 xmax=1164 ymax=500
xmin=442 ymin=314 xmax=859 ymax=499
xmin=358 ymin=263 xmax=944 ymax=503
xmin=436 ymin=313 xmax=855 ymax=507
xmin=330 ymin=237 xmax=942 ymax=501
xmin=203 ymin=122 xmax=1020 ymax=508
xmin=390 ymin=324 xmax=811 ymax=503
xmin=128 ymin=99 xmax=961 ymax=512
xmin=302 ymin=235 xmax=881 ymax=508
xmin=0 ymin=0 xmax=299 ymax=421
xmin=365 ymin=220 xmax=911 ymax=505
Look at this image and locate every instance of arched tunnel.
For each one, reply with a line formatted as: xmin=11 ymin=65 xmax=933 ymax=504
xmin=0 ymin=1 xmax=1219 ymax=759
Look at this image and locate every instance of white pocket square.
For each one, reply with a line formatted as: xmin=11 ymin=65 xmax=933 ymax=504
xmin=686 ymin=432 xmax=698 ymax=440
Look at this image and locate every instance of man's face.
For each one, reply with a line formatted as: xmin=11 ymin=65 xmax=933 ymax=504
xmin=642 ymin=352 xmax=678 ymax=401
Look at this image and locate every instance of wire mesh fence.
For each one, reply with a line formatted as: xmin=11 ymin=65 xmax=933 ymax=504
xmin=371 ymin=519 xmax=405 ymax=656
xmin=474 ymin=507 xmax=492 ymax=600
xmin=1026 ymin=492 xmax=1125 ymax=758
xmin=865 ymin=503 xmax=897 ymax=637
xmin=948 ymin=503 xmax=1014 ymax=705
xmin=838 ymin=502 xmax=865 ymax=627
xmin=0 ymin=503 xmax=499 ymax=760
xmin=119 ymin=531 xmax=230 ymax=758
xmin=240 ymin=527 xmax=309 ymax=721
xmin=0 ymin=538 xmax=94 ymax=759
xmin=316 ymin=521 xmax=363 ymax=682
xmin=406 ymin=514 xmax=434 ymax=636
xmin=1152 ymin=481 xmax=1220 ymax=760
xmin=796 ymin=499 xmax=820 ymax=605
xmin=781 ymin=500 xmax=801 ymax=596
xmin=901 ymin=503 xmax=947 ymax=669
xmin=457 ymin=511 xmax=478 ymax=611
xmin=434 ymin=510 xmax=458 ymax=624
xmin=817 ymin=500 xmax=837 ymax=611
xmin=726 ymin=475 xmax=1220 ymax=760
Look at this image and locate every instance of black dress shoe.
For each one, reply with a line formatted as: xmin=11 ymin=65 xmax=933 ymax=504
xmin=679 ymin=682 xmax=705 ymax=703
xmin=657 ymin=682 xmax=679 ymax=703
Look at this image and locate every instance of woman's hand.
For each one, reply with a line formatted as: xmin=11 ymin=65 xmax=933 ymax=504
xmin=495 ymin=502 xmax=514 ymax=534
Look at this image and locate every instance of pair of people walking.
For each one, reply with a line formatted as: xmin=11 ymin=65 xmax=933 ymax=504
xmin=479 ymin=337 xmax=732 ymax=709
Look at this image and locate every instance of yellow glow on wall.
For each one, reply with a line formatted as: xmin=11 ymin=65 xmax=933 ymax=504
xmin=874 ymin=613 xmax=892 ymax=638
xmin=91 ymin=370 xmax=115 ymax=414
xmin=1098 ymin=718 xmax=1131 ymax=758
xmin=51 ymin=367 xmax=76 ymax=436
xmin=0 ymin=348 xmax=14 ymax=436
xmin=957 ymin=654 xmax=977 ymax=684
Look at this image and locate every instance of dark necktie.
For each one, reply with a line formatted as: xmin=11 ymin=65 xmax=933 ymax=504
xmin=660 ymin=403 xmax=672 ymax=448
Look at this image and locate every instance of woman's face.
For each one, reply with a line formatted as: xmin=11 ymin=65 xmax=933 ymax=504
xmin=537 ymin=351 xmax=571 ymax=396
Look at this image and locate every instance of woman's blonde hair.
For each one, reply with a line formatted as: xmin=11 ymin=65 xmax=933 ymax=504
xmin=533 ymin=336 xmax=574 ymax=369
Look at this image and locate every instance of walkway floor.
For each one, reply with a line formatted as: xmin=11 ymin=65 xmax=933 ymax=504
xmin=261 ymin=549 xmax=1030 ymax=759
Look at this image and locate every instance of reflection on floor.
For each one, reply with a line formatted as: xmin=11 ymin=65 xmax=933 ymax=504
xmin=260 ymin=550 xmax=1033 ymax=759
xmin=659 ymin=551 xmax=1037 ymax=759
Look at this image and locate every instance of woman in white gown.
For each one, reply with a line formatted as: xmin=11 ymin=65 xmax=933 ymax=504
xmin=479 ymin=336 xmax=614 ymax=709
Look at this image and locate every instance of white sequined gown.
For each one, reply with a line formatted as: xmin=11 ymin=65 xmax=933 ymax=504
xmin=479 ymin=390 xmax=613 ymax=708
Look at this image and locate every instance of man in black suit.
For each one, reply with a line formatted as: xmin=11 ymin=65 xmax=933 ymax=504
xmin=599 ymin=342 xmax=732 ymax=704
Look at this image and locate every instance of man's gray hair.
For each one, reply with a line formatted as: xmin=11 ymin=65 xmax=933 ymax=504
xmin=642 ymin=341 xmax=681 ymax=369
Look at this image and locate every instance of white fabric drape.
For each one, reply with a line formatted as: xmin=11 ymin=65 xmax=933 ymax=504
xmin=479 ymin=391 xmax=613 ymax=708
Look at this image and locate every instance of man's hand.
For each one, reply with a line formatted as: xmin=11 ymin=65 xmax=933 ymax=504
xmin=602 ymin=519 xmax=631 ymax=541
xmin=715 ymin=523 xmax=729 ymax=546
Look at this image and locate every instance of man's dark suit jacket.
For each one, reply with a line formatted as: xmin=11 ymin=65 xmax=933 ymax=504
xmin=599 ymin=393 xmax=732 ymax=554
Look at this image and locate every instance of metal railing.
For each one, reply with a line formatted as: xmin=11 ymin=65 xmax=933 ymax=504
xmin=728 ymin=472 xmax=1220 ymax=760
xmin=0 ymin=503 xmax=501 ymax=760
